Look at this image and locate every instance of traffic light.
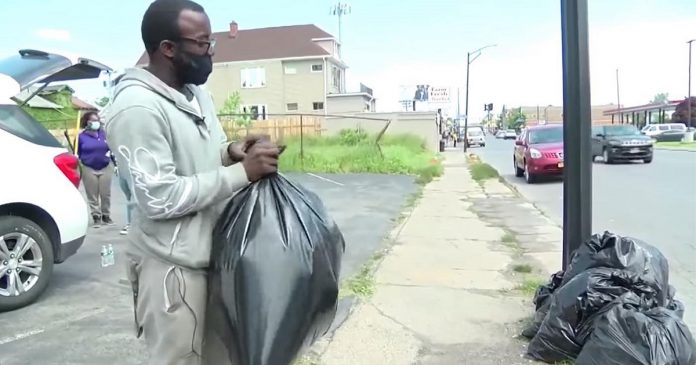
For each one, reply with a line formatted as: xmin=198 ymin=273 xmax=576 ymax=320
xmin=488 ymin=103 xmax=494 ymax=111
xmin=484 ymin=103 xmax=494 ymax=111
xmin=484 ymin=104 xmax=488 ymax=111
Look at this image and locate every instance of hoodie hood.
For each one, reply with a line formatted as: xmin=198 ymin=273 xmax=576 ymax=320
xmin=113 ymin=67 xmax=203 ymax=118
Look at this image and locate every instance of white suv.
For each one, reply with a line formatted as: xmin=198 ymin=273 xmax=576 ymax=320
xmin=0 ymin=49 xmax=111 ymax=311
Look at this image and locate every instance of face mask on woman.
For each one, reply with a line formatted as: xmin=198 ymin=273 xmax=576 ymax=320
xmin=89 ymin=121 xmax=101 ymax=131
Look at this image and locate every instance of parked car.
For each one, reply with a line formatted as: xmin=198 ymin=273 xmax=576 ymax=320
xmin=503 ymin=129 xmax=518 ymax=140
xmin=495 ymin=130 xmax=506 ymax=139
xmin=513 ymin=125 xmax=564 ymax=184
xmin=592 ymin=124 xmax=653 ymax=164
xmin=466 ymin=128 xmax=486 ymax=147
xmin=641 ymin=123 xmax=686 ymax=138
xmin=0 ymin=49 xmax=111 ymax=311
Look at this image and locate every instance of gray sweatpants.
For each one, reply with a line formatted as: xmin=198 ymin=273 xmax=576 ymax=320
xmin=126 ymin=250 xmax=238 ymax=365
xmin=82 ymin=164 xmax=113 ymax=218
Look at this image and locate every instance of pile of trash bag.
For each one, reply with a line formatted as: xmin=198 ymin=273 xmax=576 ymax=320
xmin=210 ymin=173 xmax=345 ymax=365
xmin=523 ymin=231 xmax=696 ymax=364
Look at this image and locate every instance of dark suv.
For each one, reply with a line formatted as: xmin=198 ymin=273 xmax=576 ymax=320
xmin=591 ymin=124 xmax=654 ymax=164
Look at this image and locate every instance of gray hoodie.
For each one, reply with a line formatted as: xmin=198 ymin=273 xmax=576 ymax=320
xmin=106 ymin=67 xmax=249 ymax=269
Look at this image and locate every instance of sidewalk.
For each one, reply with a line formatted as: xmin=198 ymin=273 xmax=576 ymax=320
xmin=311 ymin=150 xmax=564 ymax=364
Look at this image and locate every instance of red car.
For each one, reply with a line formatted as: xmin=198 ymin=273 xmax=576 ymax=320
xmin=513 ymin=125 xmax=564 ymax=183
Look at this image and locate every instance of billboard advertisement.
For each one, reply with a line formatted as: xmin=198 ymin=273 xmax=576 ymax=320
xmin=398 ymin=84 xmax=451 ymax=111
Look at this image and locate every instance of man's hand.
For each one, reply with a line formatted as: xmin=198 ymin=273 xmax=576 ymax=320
xmin=241 ymin=140 xmax=280 ymax=182
xmin=227 ymin=134 xmax=271 ymax=163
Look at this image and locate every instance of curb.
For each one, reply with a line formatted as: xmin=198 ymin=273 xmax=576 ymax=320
xmin=654 ymin=147 xmax=696 ymax=153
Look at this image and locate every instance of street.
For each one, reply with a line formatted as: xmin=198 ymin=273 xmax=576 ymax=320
xmin=0 ymin=173 xmax=417 ymax=365
xmin=475 ymin=135 xmax=696 ymax=329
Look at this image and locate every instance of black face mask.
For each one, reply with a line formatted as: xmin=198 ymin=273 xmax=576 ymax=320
xmin=173 ymin=49 xmax=213 ymax=85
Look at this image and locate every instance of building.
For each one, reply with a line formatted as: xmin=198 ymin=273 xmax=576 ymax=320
xmin=516 ymin=104 xmax=617 ymax=125
xmin=136 ymin=23 xmax=360 ymax=117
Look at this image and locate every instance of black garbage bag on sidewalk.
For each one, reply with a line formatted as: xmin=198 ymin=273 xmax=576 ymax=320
xmin=527 ymin=268 xmax=658 ymax=363
xmin=521 ymin=270 xmax=564 ymax=339
xmin=575 ymin=294 xmax=696 ymax=365
xmin=562 ymin=231 xmax=670 ymax=305
xmin=210 ymin=173 xmax=345 ymax=365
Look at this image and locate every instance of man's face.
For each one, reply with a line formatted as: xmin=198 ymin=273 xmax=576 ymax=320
xmin=165 ymin=9 xmax=215 ymax=85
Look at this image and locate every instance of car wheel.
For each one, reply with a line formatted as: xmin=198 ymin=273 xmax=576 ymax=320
xmin=603 ymin=148 xmax=613 ymax=164
xmin=0 ymin=216 xmax=54 ymax=312
xmin=644 ymin=157 xmax=653 ymax=164
xmin=524 ymin=162 xmax=536 ymax=184
xmin=482 ymin=143 xmax=486 ymax=147
xmin=514 ymin=157 xmax=524 ymax=177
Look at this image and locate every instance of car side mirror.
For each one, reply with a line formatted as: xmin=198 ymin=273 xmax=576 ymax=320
xmin=515 ymin=140 xmax=524 ymax=146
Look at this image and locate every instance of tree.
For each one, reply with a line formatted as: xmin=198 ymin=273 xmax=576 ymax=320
xmin=506 ymin=108 xmax=527 ymax=130
xmin=651 ymin=93 xmax=669 ymax=104
xmin=671 ymin=97 xmax=696 ymax=127
xmin=95 ymin=96 xmax=110 ymax=108
xmin=219 ymin=92 xmax=251 ymax=128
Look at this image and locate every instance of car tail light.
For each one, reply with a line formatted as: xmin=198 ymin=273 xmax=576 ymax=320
xmin=54 ymin=152 xmax=80 ymax=188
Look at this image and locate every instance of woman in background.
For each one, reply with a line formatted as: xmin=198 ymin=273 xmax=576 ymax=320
xmin=77 ymin=111 xmax=114 ymax=227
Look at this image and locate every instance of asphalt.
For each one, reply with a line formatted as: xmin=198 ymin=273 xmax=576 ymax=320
xmin=475 ymin=135 xmax=696 ymax=329
xmin=0 ymin=172 xmax=417 ymax=365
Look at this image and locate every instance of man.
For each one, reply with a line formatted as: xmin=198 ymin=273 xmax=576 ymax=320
xmin=106 ymin=1 xmax=279 ymax=364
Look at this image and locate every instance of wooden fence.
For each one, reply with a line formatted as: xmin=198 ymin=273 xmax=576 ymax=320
xmin=49 ymin=115 xmax=324 ymax=149
xmin=219 ymin=115 xmax=323 ymax=142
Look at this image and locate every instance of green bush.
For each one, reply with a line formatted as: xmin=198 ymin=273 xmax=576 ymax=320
xmin=279 ymin=129 xmax=443 ymax=183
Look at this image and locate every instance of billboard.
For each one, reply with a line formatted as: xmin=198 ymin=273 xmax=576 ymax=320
xmin=398 ymin=85 xmax=451 ymax=111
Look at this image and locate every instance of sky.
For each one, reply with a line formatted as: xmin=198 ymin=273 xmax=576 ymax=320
xmin=1 ymin=0 xmax=695 ymax=119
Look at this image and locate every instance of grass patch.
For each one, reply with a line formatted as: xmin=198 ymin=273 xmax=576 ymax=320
xmin=501 ymin=232 xmax=516 ymax=243
xmin=469 ymin=162 xmax=499 ymax=182
xmin=655 ymin=141 xmax=696 ymax=151
xmin=278 ymin=129 xmax=444 ymax=184
xmin=340 ymin=249 xmax=388 ymax=299
xmin=512 ymin=264 xmax=533 ymax=274
xmin=293 ymin=356 xmax=321 ymax=365
xmin=517 ymin=277 xmax=546 ymax=296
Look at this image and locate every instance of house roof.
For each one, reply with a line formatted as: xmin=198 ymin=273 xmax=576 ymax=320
xmin=136 ymin=24 xmax=334 ymax=65
xmin=39 ymin=84 xmax=75 ymax=94
xmin=71 ymin=96 xmax=98 ymax=110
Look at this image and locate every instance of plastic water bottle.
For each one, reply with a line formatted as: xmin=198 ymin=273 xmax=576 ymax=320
xmin=100 ymin=245 xmax=108 ymax=267
xmin=107 ymin=244 xmax=115 ymax=266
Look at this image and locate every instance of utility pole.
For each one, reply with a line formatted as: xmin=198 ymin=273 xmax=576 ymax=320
xmin=463 ymin=44 xmax=497 ymax=152
xmin=330 ymin=2 xmax=351 ymax=45
xmin=688 ymin=39 xmax=695 ymax=127
xmin=561 ymin=0 xmax=592 ymax=269
xmin=616 ymin=68 xmax=622 ymax=124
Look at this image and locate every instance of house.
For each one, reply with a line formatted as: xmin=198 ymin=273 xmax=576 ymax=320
xmin=136 ymin=23 xmax=355 ymax=117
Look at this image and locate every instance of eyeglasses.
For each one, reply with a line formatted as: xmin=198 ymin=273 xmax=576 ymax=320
xmin=178 ymin=37 xmax=216 ymax=53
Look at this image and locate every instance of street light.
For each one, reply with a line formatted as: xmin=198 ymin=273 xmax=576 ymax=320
xmin=463 ymin=44 xmax=497 ymax=152
xmin=688 ymin=39 xmax=695 ymax=126
xmin=544 ymin=104 xmax=553 ymax=122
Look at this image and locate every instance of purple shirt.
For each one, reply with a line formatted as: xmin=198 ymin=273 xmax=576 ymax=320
xmin=78 ymin=129 xmax=111 ymax=170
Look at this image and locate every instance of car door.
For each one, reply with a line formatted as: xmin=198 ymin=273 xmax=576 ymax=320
xmin=514 ymin=129 xmax=527 ymax=166
xmin=591 ymin=126 xmax=604 ymax=156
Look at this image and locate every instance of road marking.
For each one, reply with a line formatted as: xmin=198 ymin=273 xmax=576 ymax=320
xmin=306 ymin=173 xmax=345 ymax=186
xmin=0 ymin=307 xmax=106 ymax=345
xmin=0 ymin=329 xmax=45 ymax=345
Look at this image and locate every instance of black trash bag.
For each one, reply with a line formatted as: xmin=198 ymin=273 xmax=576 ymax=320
xmin=666 ymin=285 xmax=687 ymax=319
xmin=575 ymin=295 xmax=696 ymax=365
xmin=522 ymin=270 xmax=565 ymax=339
xmin=210 ymin=173 xmax=345 ymax=365
xmin=527 ymin=268 xmax=658 ymax=363
xmin=562 ymin=231 xmax=670 ymax=305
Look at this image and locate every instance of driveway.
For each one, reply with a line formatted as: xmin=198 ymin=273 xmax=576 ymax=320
xmin=0 ymin=173 xmax=417 ymax=365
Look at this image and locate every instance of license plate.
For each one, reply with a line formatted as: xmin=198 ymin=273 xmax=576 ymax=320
xmin=629 ymin=148 xmax=640 ymax=153
xmin=558 ymin=162 xmax=564 ymax=168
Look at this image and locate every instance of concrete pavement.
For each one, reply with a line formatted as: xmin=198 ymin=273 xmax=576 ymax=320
xmin=310 ymin=150 xmax=564 ymax=364
xmin=476 ymin=136 xmax=696 ymax=330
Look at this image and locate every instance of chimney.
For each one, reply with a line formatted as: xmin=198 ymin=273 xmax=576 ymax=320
xmin=229 ymin=21 xmax=238 ymax=38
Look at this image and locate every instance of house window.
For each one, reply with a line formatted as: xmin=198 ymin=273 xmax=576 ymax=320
xmin=241 ymin=68 xmax=266 ymax=88
xmin=284 ymin=66 xmax=297 ymax=74
xmin=286 ymin=103 xmax=298 ymax=111
xmin=311 ymin=64 xmax=323 ymax=72
xmin=313 ymin=102 xmax=324 ymax=111
xmin=331 ymin=66 xmax=342 ymax=90
xmin=241 ymin=104 xmax=268 ymax=120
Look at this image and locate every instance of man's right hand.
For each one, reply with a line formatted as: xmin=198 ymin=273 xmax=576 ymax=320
xmin=241 ymin=141 xmax=280 ymax=182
